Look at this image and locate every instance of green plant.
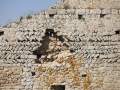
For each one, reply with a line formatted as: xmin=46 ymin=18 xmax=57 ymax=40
xmin=26 ymin=15 xmax=32 ymax=19
xmin=19 ymin=16 xmax=23 ymax=22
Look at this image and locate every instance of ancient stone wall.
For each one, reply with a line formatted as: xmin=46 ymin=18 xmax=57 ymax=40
xmin=57 ymin=0 xmax=120 ymax=9
xmin=0 ymin=0 xmax=120 ymax=90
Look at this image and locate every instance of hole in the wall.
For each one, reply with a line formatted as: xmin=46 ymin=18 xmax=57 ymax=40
xmin=17 ymin=39 xmax=21 ymax=42
xmin=45 ymin=29 xmax=56 ymax=37
xmin=32 ymin=28 xmax=68 ymax=64
xmin=115 ymin=30 xmax=120 ymax=34
xmin=17 ymin=56 xmax=21 ymax=59
xmin=70 ymin=49 xmax=75 ymax=53
xmin=100 ymin=14 xmax=106 ymax=18
xmin=31 ymin=72 xmax=36 ymax=76
xmin=78 ymin=14 xmax=84 ymax=20
xmin=82 ymin=74 xmax=87 ymax=77
xmin=96 ymin=55 xmax=100 ymax=58
xmin=32 ymin=38 xmax=38 ymax=42
xmin=0 ymin=31 xmax=4 ymax=36
xmin=49 ymin=14 xmax=55 ymax=18
xmin=33 ymin=30 xmax=36 ymax=32
xmin=4 ymin=52 xmax=7 ymax=55
xmin=32 ymin=29 xmax=51 ymax=63
xmin=51 ymin=85 xmax=65 ymax=90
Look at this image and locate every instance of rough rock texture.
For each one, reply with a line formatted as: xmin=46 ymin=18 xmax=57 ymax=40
xmin=57 ymin=0 xmax=120 ymax=9
xmin=0 ymin=0 xmax=120 ymax=90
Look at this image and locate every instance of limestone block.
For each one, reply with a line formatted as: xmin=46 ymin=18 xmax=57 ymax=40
xmin=76 ymin=9 xmax=85 ymax=14
xmin=102 ymin=9 xmax=111 ymax=14
xmin=0 ymin=0 xmax=120 ymax=90
xmin=89 ymin=9 xmax=101 ymax=14
xmin=111 ymin=9 xmax=119 ymax=15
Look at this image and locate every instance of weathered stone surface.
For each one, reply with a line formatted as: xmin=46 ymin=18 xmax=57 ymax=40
xmin=0 ymin=0 xmax=120 ymax=90
xmin=57 ymin=0 xmax=120 ymax=9
xmin=0 ymin=66 xmax=23 ymax=90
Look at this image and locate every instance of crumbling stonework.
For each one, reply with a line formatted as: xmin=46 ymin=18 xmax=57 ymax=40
xmin=0 ymin=0 xmax=120 ymax=90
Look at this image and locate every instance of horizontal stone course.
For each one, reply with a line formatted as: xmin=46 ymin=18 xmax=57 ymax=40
xmin=0 ymin=0 xmax=120 ymax=90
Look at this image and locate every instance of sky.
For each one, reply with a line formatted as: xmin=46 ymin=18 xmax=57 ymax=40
xmin=0 ymin=0 xmax=58 ymax=26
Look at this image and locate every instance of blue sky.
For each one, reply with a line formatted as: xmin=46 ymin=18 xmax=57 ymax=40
xmin=0 ymin=0 xmax=57 ymax=25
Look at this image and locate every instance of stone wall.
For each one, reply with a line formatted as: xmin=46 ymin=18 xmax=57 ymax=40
xmin=57 ymin=0 xmax=120 ymax=9
xmin=0 ymin=0 xmax=120 ymax=90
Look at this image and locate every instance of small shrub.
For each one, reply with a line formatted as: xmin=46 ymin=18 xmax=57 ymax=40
xmin=19 ymin=16 xmax=23 ymax=22
xmin=26 ymin=15 xmax=32 ymax=19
